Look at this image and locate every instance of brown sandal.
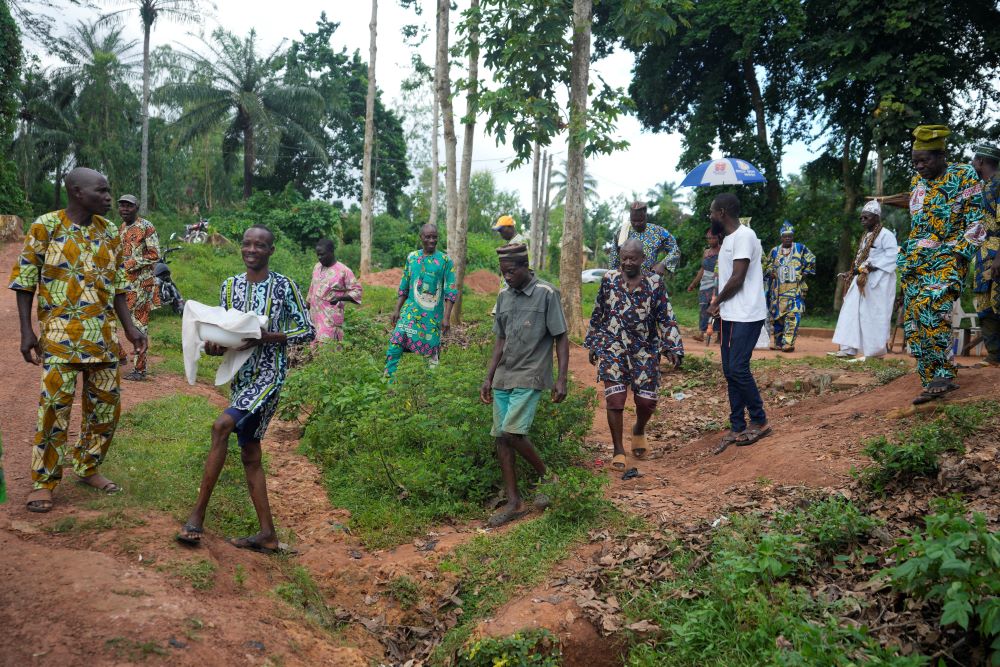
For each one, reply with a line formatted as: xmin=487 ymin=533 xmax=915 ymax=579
xmin=611 ymin=454 xmax=627 ymax=471
xmin=631 ymin=432 xmax=649 ymax=460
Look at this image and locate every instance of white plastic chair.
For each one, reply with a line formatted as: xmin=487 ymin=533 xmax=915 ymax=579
xmin=951 ymin=300 xmax=978 ymax=329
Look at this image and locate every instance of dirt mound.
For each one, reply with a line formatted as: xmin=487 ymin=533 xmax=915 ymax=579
xmin=465 ymin=269 xmax=501 ymax=294
xmin=364 ymin=268 xmax=403 ymax=289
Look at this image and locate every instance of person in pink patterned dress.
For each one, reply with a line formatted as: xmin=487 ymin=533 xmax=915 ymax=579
xmin=306 ymin=239 xmax=362 ymax=344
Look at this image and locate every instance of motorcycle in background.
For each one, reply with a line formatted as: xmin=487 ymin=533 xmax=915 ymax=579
xmin=183 ymin=218 xmax=209 ymax=244
xmin=154 ymin=244 xmax=185 ymax=314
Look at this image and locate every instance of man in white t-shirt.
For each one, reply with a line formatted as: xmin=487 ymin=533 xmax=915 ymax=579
xmin=706 ymin=193 xmax=771 ymax=453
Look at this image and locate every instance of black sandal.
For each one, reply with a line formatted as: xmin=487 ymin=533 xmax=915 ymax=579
xmin=228 ymin=535 xmax=280 ymax=555
xmin=912 ymin=380 xmax=959 ymax=405
xmin=175 ymin=523 xmax=203 ymax=545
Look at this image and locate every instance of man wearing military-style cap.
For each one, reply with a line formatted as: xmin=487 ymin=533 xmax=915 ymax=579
xmin=609 ymin=201 xmax=680 ymax=276
xmin=972 ymin=143 xmax=1000 ymax=365
xmin=117 ymin=193 xmax=160 ymax=380
xmin=481 ymin=243 xmax=568 ymax=528
xmin=900 ymin=125 xmax=987 ymax=403
xmin=491 ymin=215 xmax=529 ymax=315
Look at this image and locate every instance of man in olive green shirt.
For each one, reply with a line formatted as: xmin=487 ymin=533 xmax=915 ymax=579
xmin=480 ymin=244 xmax=569 ymax=527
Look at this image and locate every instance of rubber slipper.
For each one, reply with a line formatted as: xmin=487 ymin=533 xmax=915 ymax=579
xmin=487 ymin=507 xmax=528 ymax=528
xmin=76 ymin=479 xmax=122 ymax=495
xmin=622 ymin=467 xmax=640 ymax=481
xmin=175 ymin=523 xmax=203 ymax=546
xmin=631 ymin=432 xmax=648 ymax=460
xmin=611 ymin=454 xmax=627 ymax=471
xmin=912 ymin=382 xmax=959 ymax=405
xmin=228 ymin=535 xmax=280 ymax=555
xmin=26 ymin=499 xmax=53 ymax=513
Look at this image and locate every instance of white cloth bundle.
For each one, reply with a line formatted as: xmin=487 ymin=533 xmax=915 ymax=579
xmin=181 ymin=300 xmax=268 ymax=386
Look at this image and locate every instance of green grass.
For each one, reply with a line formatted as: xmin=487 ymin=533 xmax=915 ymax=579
xmin=272 ymin=565 xmax=346 ymax=633
xmin=95 ymin=394 xmax=263 ymax=537
xmin=432 ymin=510 xmax=610 ymax=664
xmin=158 ymin=558 xmax=217 ymax=590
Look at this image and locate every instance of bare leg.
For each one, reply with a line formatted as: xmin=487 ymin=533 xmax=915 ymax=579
xmin=607 ymin=409 xmax=625 ymax=456
xmin=506 ymin=433 xmax=546 ymax=476
xmin=240 ymin=441 xmax=278 ymax=548
xmin=604 ymin=383 xmax=627 ymax=457
xmin=495 ymin=435 xmax=524 ymax=513
xmin=633 ymin=397 xmax=657 ymax=436
xmin=183 ymin=413 xmax=235 ymax=531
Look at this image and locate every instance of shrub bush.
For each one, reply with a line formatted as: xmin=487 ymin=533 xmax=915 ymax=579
xmin=458 ymin=630 xmax=561 ymax=667
xmin=885 ymin=496 xmax=1000 ymax=663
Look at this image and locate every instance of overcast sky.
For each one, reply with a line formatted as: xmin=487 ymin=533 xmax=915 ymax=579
xmin=33 ymin=0 xmax=817 ymax=219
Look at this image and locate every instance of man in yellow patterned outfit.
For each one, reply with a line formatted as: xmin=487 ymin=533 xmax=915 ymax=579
xmin=9 ymin=167 xmax=147 ymax=512
xmin=900 ymin=125 xmax=985 ymax=405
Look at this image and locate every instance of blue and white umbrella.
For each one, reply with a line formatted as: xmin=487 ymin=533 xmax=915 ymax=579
xmin=680 ymin=157 xmax=766 ymax=187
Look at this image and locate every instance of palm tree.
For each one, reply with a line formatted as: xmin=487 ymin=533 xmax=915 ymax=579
xmin=647 ymin=180 xmax=683 ymax=208
xmin=14 ymin=70 xmax=79 ymax=207
xmin=548 ymin=158 xmax=598 ymax=207
xmin=157 ymin=29 xmax=326 ymax=199
xmin=101 ymin=0 xmax=209 ymax=214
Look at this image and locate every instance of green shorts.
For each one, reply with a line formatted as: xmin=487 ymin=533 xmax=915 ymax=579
xmin=491 ymin=387 xmax=543 ymax=437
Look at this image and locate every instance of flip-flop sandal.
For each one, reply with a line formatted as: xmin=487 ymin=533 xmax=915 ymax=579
xmin=611 ymin=454 xmax=627 ymax=471
xmin=713 ymin=431 xmax=741 ymax=455
xmin=76 ymin=479 xmax=122 ymax=495
xmin=26 ymin=499 xmax=53 ymax=513
xmin=229 ymin=535 xmax=280 ymax=555
xmin=176 ymin=523 xmax=203 ymax=546
xmin=631 ymin=433 xmax=648 ymax=460
xmin=622 ymin=467 xmax=640 ymax=481
xmin=486 ymin=507 xmax=529 ymax=528
xmin=736 ymin=425 xmax=772 ymax=447
xmin=912 ymin=382 xmax=959 ymax=405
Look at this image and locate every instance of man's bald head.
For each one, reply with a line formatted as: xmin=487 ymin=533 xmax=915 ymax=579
xmin=64 ymin=167 xmax=112 ymax=217
xmin=620 ymin=238 xmax=645 ymax=256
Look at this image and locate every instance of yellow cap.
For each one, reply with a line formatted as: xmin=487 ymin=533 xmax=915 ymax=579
xmin=492 ymin=215 xmax=516 ymax=230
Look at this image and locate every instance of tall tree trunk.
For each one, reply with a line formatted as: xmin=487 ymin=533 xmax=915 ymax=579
xmin=436 ymin=0 xmax=458 ymax=255
xmin=541 ymin=155 xmax=553 ymax=271
xmin=453 ymin=0 xmax=480 ymax=323
xmin=560 ymin=0 xmax=592 ymax=338
xmin=530 ymin=141 xmax=541 ymax=266
xmin=140 ymin=23 xmax=151 ymax=215
xmin=360 ymin=0 xmax=379 ymax=275
xmin=429 ymin=77 xmax=439 ymax=226
xmin=242 ymin=121 xmax=254 ymax=200
xmin=834 ymin=131 xmax=872 ymax=310
xmin=741 ymin=56 xmax=780 ymax=214
xmin=53 ymin=161 xmax=62 ymax=209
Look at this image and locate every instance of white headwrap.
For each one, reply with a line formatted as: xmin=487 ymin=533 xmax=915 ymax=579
xmin=862 ymin=199 xmax=881 ymax=216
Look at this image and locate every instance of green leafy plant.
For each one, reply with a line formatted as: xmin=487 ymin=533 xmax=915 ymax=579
xmin=388 ymin=575 xmax=421 ymax=610
xmin=775 ymin=496 xmax=881 ymax=559
xmin=857 ymin=403 xmax=997 ymax=493
xmin=884 ymin=497 xmax=1000 ymax=663
xmin=458 ymin=630 xmax=562 ymax=667
xmin=542 ymin=467 xmax=609 ymax=525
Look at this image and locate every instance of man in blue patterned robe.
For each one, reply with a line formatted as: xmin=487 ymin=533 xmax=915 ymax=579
xmin=764 ymin=222 xmax=816 ymax=352
xmin=176 ymin=225 xmax=314 ymax=553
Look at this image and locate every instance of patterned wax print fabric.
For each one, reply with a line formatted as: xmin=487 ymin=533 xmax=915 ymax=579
xmin=386 ymin=250 xmax=458 ymax=374
xmin=31 ymin=362 xmax=120 ymax=490
xmin=584 ymin=270 xmax=684 ymax=399
xmin=222 ymin=272 xmax=314 ymax=442
xmin=120 ymin=218 xmax=160 ymax=371
xmin=8 ymin=210 xmax=129 ymax=364
xmin=307 ymin=261 xmax=363 ymax=343
xmin=899 ymin=163 xmax=986 ymax=387
xmin=973 ymin=173 xmax=999 ymax=316
xmin=609 ymin=223 xmax=681 ymax=274
xmin=764 ymin=242 xmax=816 ymax=348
